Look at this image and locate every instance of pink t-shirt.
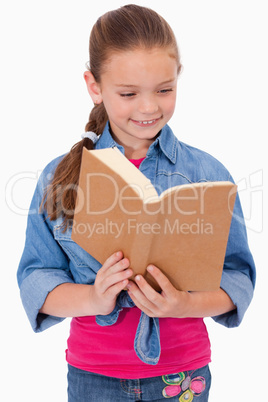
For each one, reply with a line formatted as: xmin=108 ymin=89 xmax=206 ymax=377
xmin=65 ymin=157 xmax=211 ymax=378
xmin=129 ymin=157 xmax=146 ymax=168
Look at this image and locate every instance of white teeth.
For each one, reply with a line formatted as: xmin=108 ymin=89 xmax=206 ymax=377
xmin=139 ymin=120 xmax=155 ymax=125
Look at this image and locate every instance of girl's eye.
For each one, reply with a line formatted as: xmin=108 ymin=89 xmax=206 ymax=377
xmin=119 ymin=88 xmax=173 ymax=97
xmin=120 ymin=93 xmax=136 ymax=98
xmin=158 ymin=88 xmax=173 ymax=94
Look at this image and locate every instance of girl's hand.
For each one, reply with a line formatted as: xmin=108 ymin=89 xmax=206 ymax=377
xmin=91 ymin=251 xmax=133 ymax=316
xmin=127 ymin=265 xmax=236 ymax=319
xmin=127 ymin=265 xmax=190 ymax=318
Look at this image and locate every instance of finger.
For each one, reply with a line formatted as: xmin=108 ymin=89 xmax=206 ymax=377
xmin=127 ymin=285 xmax=156 ymax=317
xmin=102 ymin=268 xmax=133 ymax=290
xmin=134 ymin=273 xmax=163 ymax=306
xmin=101 ymin=251 xmax=124 ymax=272
xmin=146 ymin=265 xmax=176 ymax=296
xmin=105 ymin=279 xmax=130 ymax=299
xmin=127 ymin=280 xmax=159 ymax=315
xmin=99 ymin=254 xmax=130 ymax=280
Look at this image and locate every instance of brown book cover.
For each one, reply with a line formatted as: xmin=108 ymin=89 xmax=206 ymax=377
xmin=71 ymin=147 xmax=237 ymax=291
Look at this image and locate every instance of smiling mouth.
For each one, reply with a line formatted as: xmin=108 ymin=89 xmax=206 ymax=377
xmin=132 ymin=117 xmax=161 ymax=126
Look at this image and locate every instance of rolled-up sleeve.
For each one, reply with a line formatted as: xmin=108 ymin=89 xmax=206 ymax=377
xmin=17 ymin=160 xmax=74 ymax=332
xmin=213 ymin=191 xmax=256 ymax=328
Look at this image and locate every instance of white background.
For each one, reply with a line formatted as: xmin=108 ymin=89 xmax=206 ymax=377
xmin=1 ymin=0 xmax=267 ymax=400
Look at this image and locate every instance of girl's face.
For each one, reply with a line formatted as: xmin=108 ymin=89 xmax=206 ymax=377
xmin=86 ymin=48 xmax=178 ymax=154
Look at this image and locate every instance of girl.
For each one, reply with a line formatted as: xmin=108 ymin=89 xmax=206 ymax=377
xmin=17 ymin=5 xmax=255 ymax=401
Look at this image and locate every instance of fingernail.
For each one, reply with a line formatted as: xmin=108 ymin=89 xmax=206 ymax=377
xmin=147 ymin=265 xmax=153 ymax=272
xmin=135 ymin=275 xmax=141 ymax=281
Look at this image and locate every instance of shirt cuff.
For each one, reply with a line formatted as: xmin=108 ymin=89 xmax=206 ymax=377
xmin=20 ymin=269 xmax=74 ymax=332
xmin=212 ymin=269 xmax=254 ymax=328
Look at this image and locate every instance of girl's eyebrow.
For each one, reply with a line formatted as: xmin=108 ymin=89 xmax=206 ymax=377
xmin=115 ymin=79 xmax=176 ymax=88
xmin=115 ymin=84 xmax=138 ymax=88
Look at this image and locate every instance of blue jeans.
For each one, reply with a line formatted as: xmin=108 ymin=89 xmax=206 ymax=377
xmin=67 ymin=364 xmax=211 ymax=401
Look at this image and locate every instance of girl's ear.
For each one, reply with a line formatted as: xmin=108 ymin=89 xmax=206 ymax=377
xmin=84 ymin=71 xmax=103 ymax=105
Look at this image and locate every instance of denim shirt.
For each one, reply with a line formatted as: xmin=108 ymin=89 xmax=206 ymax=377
xmin=17 ymin=123 xmax=256 ymax=364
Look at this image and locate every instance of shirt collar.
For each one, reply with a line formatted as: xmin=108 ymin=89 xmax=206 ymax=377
xmin=95 ymin=121 xmax=177 ymax=164
xmin=151 ymin=124 xmax=177 ymax=164
xmin=95 ymin=122 xmax=125 ymax=154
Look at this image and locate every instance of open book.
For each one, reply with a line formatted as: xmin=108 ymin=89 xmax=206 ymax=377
xmin=71 ymin=147 xmax=237 ymax=291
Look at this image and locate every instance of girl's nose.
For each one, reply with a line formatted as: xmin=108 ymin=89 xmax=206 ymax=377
xmin=138 ymin=96 xmax=159 ymax=115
